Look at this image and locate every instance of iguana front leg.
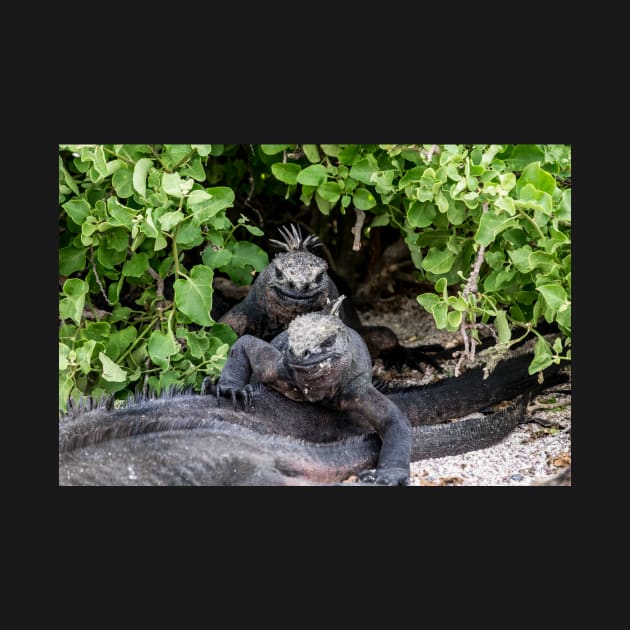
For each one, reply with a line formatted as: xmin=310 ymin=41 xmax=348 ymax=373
xmin=204 ymin=334 xmax=290 ymax=410
xmin=339 ymin=386 xmax=412 ymax=485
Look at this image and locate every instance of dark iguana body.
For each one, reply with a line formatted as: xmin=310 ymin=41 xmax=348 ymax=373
xmin=213 ymin=298 xmax=412 ymax=485
xmin=59 ymin=333 xmax=567 ymax=486
xmin=217 ymin=224 xmax=444 ymax=370
xmin=59 ymin=399 xmax=531 ymax=486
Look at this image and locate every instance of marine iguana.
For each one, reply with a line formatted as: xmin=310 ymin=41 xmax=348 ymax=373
xmin=211 ymin=296 xmax=413 ymax=485
xmin=59 ymin=349 xmax=567 ymax=486
xmin=217 ymin=223 xmax=446 ymax=371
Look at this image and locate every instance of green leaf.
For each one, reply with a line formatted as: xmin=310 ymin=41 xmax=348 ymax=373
xmin=515 ymin=183 xmax=553 ymax=215
xmin=399 ymin=165 xmax=426 ymax=187
xmin=435 ymin=192 xmax=449 ymax=213
xmin=317 ymin=181 xmax=342 ymax=203
xmin=508 ymin=245 xmax=534 ymax=273
xmin=132 ymin=158 xmax=153 ymax=197
xmin=180 ymin=158 xmax=206 ymax=182
xmin=432 ymin=302 xmax=448 ymax=329
xmin=536 ymin=284 xmax=568 ymax=311
xmin=271 ymin=162 xmax=301 ymax=185
xmin=162 ymin=172 xmax=184 ymax=197
xmin=494 ymin=196 xmax=516 ymax=215
xmin=353 ymin=188 xmax=377 ymax=210
xmin=184 ymin=330 xmax=210 ymax=359
xmin=106 ymin=326 xmax=138 ymax=361
xmin=174 ymin=217 xmax=202 ymax=248
xmin=315 ymin=191 xmax=332 ymax=215
xmin=112 ymin=167 xmax=134 ymax=198
xmin=59 ymin=245 xmax=87 ymax=276
xmin=515 ymin=162 xmax=556 ymax=196
xmin=302 ymin=144 xmax=320 ymax=163
xmin=162 ymin=144 xmax=192 ymax=169
xmin=475 ymin=212 xmax=515 ymax=247
xmin=75 ymin=340 xmax=98 ymax=375
xmin=485 ymin=250 xmax=505 ymax=270
xmin=82 ymin=321 xmax=111 ymax=343
xmin=529 ymin=251 xmax=557 ymax=274
xmin=59 ymin=278 xmax=88 ymax=325
xmin=506 ymin=145 xmax=545 ymax=170
xmin=349 ymin=158 xmax=379 ymax=186
xmin=159 ymin=210 xmax=185 ymax=231
xmin=147 ymin=330 xmax=179 ymax=370
xmin=122 ymin=252 xmax=149 ymax=277
xmin=59 ymin=343 xmax=70 ymax=371
xmin=417 ymin=292 xmax=441 ymax=312
xmin=447 ymin=309 xmax=462 ymax=328
xmin=495 ymin=309 xmax=511 ymax=344
xmin=203 ymin=246 xmax=232 ymax=269
xmin=320 ymin=144 xmax=341 ymax=157
xmin=369 ymin=214 xmax=389 ymax=228
xmin=230 ymin=241 xmax=269 ymax=272
xmin=407 ymin=201 xmax=436 ymax=228
xmin=260 ymin=144 xmax=291 ymax=155
xmin=174 ymin=265 xmax=215 ymax=326
xmin=296 ymin=164 xmax=328 ymax=186
xmin=446 ymin=199 xmax=467 ymax=225
xmin=528 ymin=337 xmax=553 ymax=374
xmin=93 ymin=146 xmax=108 ymax=177
xmin=99 ymin=352 xmax=128 ymax=382
xmin=421 ymin=247 xmax=455 ymax=274
xmin=557 ymin=189 xmax=571 ymax=221
xmin=191 ymin=144 xmax=212 ymax=156
xmin=63 ymin=198 xmax=91 ymax=226
xmin=107 ymin=197 xmax=135 ymax=228
xmin=556 ymin=303 xmax=571 ymax=332
xmin=59 ymin=158 xmax=80 ymax=195
xmin=499 ymin=172 xmax=516 ymax=192
xmin=480 ymin=144 xmax=503 ymax=167
xmin=187 ymin=187 xmax=235 ymax=221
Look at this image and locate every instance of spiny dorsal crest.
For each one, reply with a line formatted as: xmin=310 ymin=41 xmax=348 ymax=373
xmin=324 ymin=295 xmax=346 ymax=318
xmin=268 ymin=223 xmax=322 ymax=253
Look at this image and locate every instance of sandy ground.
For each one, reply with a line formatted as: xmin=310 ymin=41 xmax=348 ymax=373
xmin=357 ymin=292 xmax=571 ymax=487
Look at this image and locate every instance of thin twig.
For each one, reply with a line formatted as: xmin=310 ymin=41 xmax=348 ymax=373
xmin=351 ymin=208 xmax=366 ymax=251
xmin=90 ymin=246 xmax=114 ymax=306
xmin=455 ymin=202 xmax=488 ymax=376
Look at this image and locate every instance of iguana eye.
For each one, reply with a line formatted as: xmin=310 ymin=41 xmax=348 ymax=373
xmin=321 ymin=337 xmax=334 ymax=349
xmin=275 ymin=267 xmax=284 ymax=280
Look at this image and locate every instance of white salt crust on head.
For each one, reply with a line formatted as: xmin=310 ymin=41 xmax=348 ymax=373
xmin=273 ymin=252 xmax=327 ymax=290
xmin=287 ymin=313 xmax=346 ymax=357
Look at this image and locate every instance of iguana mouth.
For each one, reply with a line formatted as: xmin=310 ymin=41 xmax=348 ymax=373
xmin=288 ymin=353 xmax=340 ymax=369
xmin=273 ymin=286 xmax=322 ymax=303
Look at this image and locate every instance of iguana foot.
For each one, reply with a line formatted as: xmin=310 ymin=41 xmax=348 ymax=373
xmin=357 ymin=467 xmax=410 ymax=486
xmin=201 ymin=378 xmax=254 ymax=412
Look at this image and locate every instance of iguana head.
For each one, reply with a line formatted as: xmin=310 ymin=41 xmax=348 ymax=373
xmin=260 ymin=224 xmax=333 ymax=323
xmin=284 ymin=298 xmax=352 ymax=401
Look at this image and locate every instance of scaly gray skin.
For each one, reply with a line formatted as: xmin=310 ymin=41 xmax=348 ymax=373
xmin=59 ymin=351 xmax=567 ymax=486
xmin=58 ymin=401 xmax=530 ymax=486
xmin=218 ymin=224 xmax=445 ymax=371
xmin=214 ymin=303 xmax=412 ymax=485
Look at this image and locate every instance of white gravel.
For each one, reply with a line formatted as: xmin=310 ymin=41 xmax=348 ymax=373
xmin=409 ymin=396 xmax=571 ymax=486
xmin=358 ymin=293 xmax=572 ymax=487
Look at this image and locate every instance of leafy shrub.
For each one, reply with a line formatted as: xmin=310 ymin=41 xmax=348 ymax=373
xmin=58 ymin=144 xmax=571 ymax=412
xmin=259 ymin=143 xmax=571 ymax=374
xmin=58 ymin=144 xmax=268 ymax=412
